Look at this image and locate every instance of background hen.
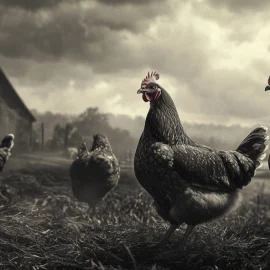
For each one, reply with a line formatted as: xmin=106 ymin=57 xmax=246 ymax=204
xmin=264 ymin=76 xmax=270 ymax=170
xmin=264 ymin=76 xmax=270 ymax=92
xmin=70 ymin=134 xmax=120 ymax=212
xmin=134 ymin=71 xmax=268 ymax=249
xmin=0 ymin=134 xmax=15 ymax=172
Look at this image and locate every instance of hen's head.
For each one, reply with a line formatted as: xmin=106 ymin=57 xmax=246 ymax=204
xmin=265 ymin=76 xmax=270 ymax=91
xmin=0 ymin=134 xmax=15 ymax=149
xmin=91 ymin=134 xmax=111 ymax=150
xmin=137 ymin=71 xmax=162 ymax=102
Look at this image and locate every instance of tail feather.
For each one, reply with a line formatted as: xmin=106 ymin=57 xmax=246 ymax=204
xmin=258 ymin=153 xmax=267 ymax=161
xmin=77 ymin=142 xmax=89 ymax=159
xmin=256 ymin=163 xmax=263 ymax=169
xmin=236 ymin=126 xmax=269 ymax=169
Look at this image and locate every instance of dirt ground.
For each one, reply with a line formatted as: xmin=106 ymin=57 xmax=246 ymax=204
xmin=0 ymin=153 xmax=269 ymax=270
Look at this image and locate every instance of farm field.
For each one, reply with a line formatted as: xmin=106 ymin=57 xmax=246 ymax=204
xmin=0 ymin=154 xmax=270 ymax=270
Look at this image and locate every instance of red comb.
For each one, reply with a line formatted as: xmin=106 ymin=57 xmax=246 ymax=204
xmin=268 ymin=76 xmax=270 ymax=85
xmin=141 ymin=71 xmax=160 ymax=88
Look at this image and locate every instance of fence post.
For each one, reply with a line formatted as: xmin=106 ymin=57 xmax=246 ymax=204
xmin=41 ymin=122 xmax=44 ymax=150
xmin=129 ymin=150 xmax=133 ymax=167
xmin=64 ymin=124 xmax=69 ymax=149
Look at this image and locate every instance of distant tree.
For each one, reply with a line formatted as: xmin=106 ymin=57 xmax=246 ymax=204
xmin=49 ymin=124 xmax=65 ymax=150
xmin=48 ymin=123 xmax=82 ymax=150
xmin=31 ymin=109 xmax=76 ymax=142
xmin=73 ymin=107 xmax=109 ymax=135
xmin=65 ymin=123 xmax=82 ymax=148
xmin=32 ymin=107 xmax=138 ymax=154
xmin=72 ymin=107 xmax=137 ymax=153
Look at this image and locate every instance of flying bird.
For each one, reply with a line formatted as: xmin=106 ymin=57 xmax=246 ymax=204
xmin=70 ymin=134 xmax=120 ymax=212
xmin=134 ymin=71 xmax=269 ymax=249
xmin=265 ymin=76 xmax=270 ymax=91
xmin=0 ymin=134 xmax=15 ymax=172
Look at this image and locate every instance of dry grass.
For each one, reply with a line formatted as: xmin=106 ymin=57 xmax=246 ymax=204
xmin=0 ymin=163 xmax=270 ymax=270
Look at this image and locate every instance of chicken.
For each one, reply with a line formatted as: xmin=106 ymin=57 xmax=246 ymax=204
xmin=264 ymin=76 xmax=270 ymax=169
xmin=0 ymin=134 xmax=15 ymax=172
xmin=70 ymin=134 xmax=120 ymax=211
xmin=134 ymin=71 xmax=269 ymax=249
xmin=264 ymin=76 xmax=270 ymax=91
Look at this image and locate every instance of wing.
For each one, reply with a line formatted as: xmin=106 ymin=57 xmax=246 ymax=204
xmin=172 ymin=144 xmax=255 ymax=191
xmin=70 ymin=151 xmax=120 ymax=199
xmin=91 ymin=151 xmax=120 ymax=176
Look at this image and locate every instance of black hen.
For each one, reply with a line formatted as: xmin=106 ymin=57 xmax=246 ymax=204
xmin=134 ymin=71 xmax=269 ymax=249
xmin=264 ymin=75 xmax=270 ymax=91
xmin=264 ymin=76 xmax=270 ymax=169
xmin=0 ymin=134 xmax=15 ymax=172
xmin=70 ymin=134 xmax=120 ymax=211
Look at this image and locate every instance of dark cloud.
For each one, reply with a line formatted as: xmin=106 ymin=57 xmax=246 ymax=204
xmin=206 ymin=0 xmax=270 ymax=13
xmin=0 ymin=0 xmax=178 ymax=96
xmin=0 ymin=0 xmax=268 ymax=127
xmin=97 ymin=0 xmax=163 ymax=4
xmin=183 ymin=68 xmax=269 ymax=119
xmin=0 ymin=0 xmax=163 ymax=11
xmin=0 ymin=1 xmax=175 ymax=70
xmin=0 ymin=0 xmax=73 ymax=11
xmin=227 ymin=27 xmax=258 ymax=44
xmin=191 ymin=0 xmax=266 ymax=45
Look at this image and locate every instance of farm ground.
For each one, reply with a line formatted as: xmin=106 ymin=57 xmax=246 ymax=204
xmin=0 ymin=154 xmax=270 ymax=270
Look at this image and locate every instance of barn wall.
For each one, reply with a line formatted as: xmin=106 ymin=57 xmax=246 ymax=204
xmin=0 ymin=72 xmax=33 ymax=122
xmin=0 ymin=96 xmax=32 ymax=150
xmin=16 ymin=116 xmax=32 ymax=151
xmin=0 ymin=70 xmax=35 ymax=151
xmin=0 ymin=96 xmax=9 ymax=139
xmin=8 ymin=107 xmax=17 ymax=135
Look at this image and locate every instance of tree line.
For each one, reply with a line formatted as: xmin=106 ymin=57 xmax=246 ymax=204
xmin=31 ymin=107 xmax=137 ymax=153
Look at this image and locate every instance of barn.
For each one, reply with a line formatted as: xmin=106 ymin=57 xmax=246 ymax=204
xmin=0 ymin=67 xmax=36 ymax=151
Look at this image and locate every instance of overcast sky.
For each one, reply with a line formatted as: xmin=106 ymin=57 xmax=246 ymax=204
xmin=0 ymin=0 xmax=269 ymax=126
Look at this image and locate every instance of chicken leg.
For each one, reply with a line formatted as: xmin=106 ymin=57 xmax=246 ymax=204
xmin=155 ymin=224 xmax=179 ymax=248
xmin=178 ymin=225 xmax=195 ymax=250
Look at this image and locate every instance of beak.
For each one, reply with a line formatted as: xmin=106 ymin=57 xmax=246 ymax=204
xmin=137 ymin=88 xmax=149 ymax=94
xmin=265 ymin=85 xmax=270 ymax=91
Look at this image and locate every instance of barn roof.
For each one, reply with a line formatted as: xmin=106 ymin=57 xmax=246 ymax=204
xmin=0 ymin=67 xmax=36 ymax=122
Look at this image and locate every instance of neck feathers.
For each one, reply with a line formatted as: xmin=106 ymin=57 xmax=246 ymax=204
xmin=145 ymin=89 xmax=192 ymax=145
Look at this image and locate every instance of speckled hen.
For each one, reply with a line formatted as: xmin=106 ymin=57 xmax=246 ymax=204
xmin=134 ymin=71 xmax=269 ymax=248
xmin=70 ymin=134 xmax=120 ymax=210
xmin=0 ymin=134 xmax=15 ymax=172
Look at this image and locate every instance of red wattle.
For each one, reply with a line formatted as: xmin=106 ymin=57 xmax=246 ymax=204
xmin=142 ymin=93 xmax=149 ymax=102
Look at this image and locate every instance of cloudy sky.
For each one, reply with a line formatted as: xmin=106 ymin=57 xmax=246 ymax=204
xmin=0 ymin=0 xmax=269 ymax=126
